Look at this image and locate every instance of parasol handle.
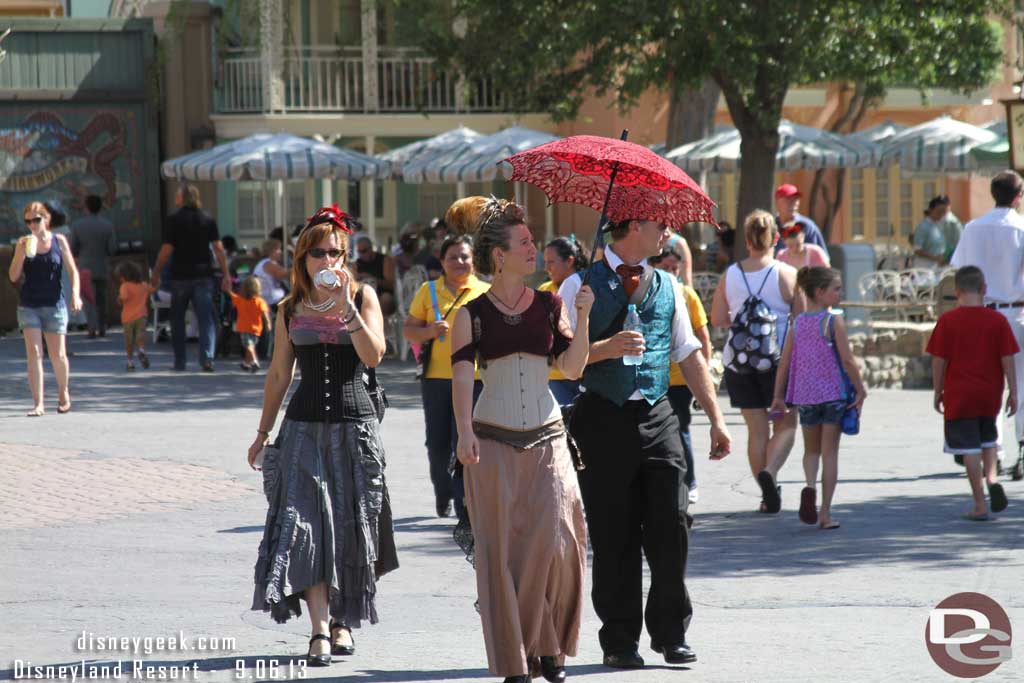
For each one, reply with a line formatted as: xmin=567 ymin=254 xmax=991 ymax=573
xmin=582 ymin=129 xmax=629 ymax=288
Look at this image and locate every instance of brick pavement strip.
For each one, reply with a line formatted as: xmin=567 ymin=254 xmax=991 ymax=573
xmin=0 ymin=443 xmax=254 ymax=530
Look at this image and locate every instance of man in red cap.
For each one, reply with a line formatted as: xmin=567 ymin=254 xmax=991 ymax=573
xmin=773 ymin=184 xmax=828 ymax=255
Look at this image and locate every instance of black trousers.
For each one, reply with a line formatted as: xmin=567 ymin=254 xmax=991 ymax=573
xmin=420 ymin=378 xmax=482 ymax=515
xmin=575 ymin=391 xmax=691 ymax=654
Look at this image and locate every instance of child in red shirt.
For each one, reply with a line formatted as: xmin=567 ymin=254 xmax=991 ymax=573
xmin=927 ymin=266 xmax=1018 ymax=520
xmin=226 ymin=276 xmax=272 ymax=373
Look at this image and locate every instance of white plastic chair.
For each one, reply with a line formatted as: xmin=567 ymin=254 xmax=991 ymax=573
xmin=150 ymin=293 xmax=171 ymax=343
xmin=394 ymin=265 xmax=428 ymax=361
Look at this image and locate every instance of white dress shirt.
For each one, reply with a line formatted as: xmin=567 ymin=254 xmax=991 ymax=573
xmin=950 ymin=207 xmax=1024 ymax=304
xmin=559 ymin=244 xmax=702 ymax=401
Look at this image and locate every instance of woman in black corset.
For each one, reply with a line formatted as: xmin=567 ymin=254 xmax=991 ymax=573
xmin=248 ymin=205 xmax=397 ymax=667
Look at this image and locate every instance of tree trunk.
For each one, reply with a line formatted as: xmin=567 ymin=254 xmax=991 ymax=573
xmin=733 ymin=128 xmax=780 ymax=257
xmin=667 ymin=78 xmax=721 ymax=249
xmin=666 ymin=78 xmax=720 ymax=150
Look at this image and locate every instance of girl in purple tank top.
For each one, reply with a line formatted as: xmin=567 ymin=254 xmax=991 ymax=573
xmin=771 ymin=267 xmax=867 ymax=530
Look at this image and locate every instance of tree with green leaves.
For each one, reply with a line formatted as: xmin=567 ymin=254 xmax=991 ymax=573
xmin=404 ymin=0 xmax=1007 ymax=239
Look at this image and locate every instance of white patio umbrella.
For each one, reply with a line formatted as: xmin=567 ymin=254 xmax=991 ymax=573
xmin=847 ymin=121 xmax=907 ymax=146
xmin=378 ymin=126 xmax=482 ymax=177
xmin=877 ymin=116 xmax=998 ymax=173
xmin=665 ymin=119 xmax=876 ymax=173
xmin=161 ymin=132 xmax=391 ymax=243
xmin=402 ymin=125 xmax=560 ymax=184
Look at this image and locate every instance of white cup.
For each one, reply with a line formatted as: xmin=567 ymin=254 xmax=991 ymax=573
xmin=23 ymin=235 xmax=37 ymax=259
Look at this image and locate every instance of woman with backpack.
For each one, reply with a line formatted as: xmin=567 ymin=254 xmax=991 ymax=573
xmin=711 ymin=210 xmax=803 ymax=513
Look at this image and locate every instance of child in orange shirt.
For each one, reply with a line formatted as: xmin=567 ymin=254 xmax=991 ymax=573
xmin=116 ymin=261 xmax=155 ymax=371
xmin=227 ymin=276 xmax=272 ymax=373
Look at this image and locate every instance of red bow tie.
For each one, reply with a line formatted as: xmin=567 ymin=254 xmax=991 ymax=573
xmin=615 ymin=264 xmax=644 ymax=298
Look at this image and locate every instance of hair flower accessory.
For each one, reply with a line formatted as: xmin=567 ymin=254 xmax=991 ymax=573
xmin=306 ymin=203 xmax=355 ymax=233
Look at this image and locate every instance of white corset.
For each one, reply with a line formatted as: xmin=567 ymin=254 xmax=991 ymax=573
xmin=473 ymin=353 xmax=562 ymax=431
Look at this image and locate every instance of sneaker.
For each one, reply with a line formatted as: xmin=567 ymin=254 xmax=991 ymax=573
xmin=126 ymin=362 xmax=136 ymax=372
xmin=688 ymin=486 xmax=700 ymax=505
xmin=138 ymin=352 xmax=150 ymax=369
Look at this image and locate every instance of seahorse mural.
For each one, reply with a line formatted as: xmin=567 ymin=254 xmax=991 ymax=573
xmin=0 ymin=108 xmax=139 ymax=228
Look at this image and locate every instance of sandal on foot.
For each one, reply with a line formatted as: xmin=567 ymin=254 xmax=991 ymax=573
xmin=819 ymin=520 xmax=841 ymax=530
xmin=962 ymin=512 xmax=991 ymax=522
xmin=988 ymin=482 xmax=1008 ymax=513
xmin=757 ymin=471 xmax=781 ymax=513
xmin=306 ymin=634 xmax=332 ymax=667
xmin=26 ymin=407 xmax=44 ymax=417
xmin=329 ymin=621 xmax=355 ymax=656
xmin=798 ymin=487 xmax=818 ymax=525
xmin=57 ymin=401 xmax=72 ymax=414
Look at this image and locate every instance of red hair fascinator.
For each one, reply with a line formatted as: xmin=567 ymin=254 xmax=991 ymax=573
xmin=306 ymin=203 xmax=354 ymax=233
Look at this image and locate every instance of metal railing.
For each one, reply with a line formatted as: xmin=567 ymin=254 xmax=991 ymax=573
xmin=216 ymin=45 xmax=509 ymax=114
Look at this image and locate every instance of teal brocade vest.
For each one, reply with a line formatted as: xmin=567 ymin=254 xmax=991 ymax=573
xmin=582 ymin=259 xmax=676 ymax=406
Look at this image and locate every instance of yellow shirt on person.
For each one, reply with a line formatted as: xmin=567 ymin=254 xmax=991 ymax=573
xmin=539 ymin=280 xmax=569 ymax=382
xmin=669 ymin=284 xmax=708 ymax=387
xmin=409 ymin=274 xmax=490 ymax=379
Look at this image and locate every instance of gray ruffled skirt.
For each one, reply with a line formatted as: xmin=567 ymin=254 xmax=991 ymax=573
xmin=252 ymin=418 xmax=398 ymax=627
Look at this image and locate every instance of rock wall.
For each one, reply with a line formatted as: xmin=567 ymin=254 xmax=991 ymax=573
xmin=848 ymin=323 xmax=934 ymax=390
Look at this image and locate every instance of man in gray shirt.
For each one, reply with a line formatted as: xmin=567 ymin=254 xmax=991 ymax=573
xmin=71 ymin=195 xmax=117 ymax=337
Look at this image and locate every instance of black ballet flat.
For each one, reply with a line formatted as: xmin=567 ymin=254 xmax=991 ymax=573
xmin=329 ymin=621 xmax=356 ymax=656
xmin=306 ymin=634 xmax=332 ymax=667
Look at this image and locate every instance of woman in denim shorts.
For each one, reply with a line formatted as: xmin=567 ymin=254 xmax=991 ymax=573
xmin=8 ymin=201 xmax=83 ymax=416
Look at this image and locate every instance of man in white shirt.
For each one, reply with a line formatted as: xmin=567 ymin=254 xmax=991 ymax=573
xmin=950 ymin=170 xmax=1024 ymax=478
xmin=560 ymin=219 xmax=730 ymax=669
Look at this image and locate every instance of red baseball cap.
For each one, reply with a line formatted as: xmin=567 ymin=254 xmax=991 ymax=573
xmin=774 ymin=183 xmax=801 ymax=199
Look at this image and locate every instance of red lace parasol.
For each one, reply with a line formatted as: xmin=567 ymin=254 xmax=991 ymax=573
xmin=503 ymin=134 xmax=717 ymax=229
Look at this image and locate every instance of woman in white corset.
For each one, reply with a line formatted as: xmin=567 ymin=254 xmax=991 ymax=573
xmin=711 ymin=209 xmax=803 ymax=514
xmin=451 ymin=197 xmax=594 ymax=683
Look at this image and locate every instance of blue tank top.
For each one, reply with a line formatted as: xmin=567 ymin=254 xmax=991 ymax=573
xmin=20 ymin=236 xmax=64 ymax=308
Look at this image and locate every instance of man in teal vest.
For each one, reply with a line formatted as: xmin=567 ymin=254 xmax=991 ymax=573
xmin=560 ymin=219 xmax=731 ymax=670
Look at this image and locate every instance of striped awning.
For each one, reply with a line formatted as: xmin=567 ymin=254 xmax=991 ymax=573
xmin=878 ymin=116 xmax=998 ymax=173
xmin=378 ymin=127 xmax=482 ymax=177
xmin=665 ymin=120 xmax=875 ymax=173
xmin=161 ymin=133 xmax=391 ymax=181
xmin=402 ymin=125 xmax=560 ymax=183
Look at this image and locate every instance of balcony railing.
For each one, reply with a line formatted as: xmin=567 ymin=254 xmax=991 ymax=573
xmin=216 ymin=46 xmax=509 ymax=114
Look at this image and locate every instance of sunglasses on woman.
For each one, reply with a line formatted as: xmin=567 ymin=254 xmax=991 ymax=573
xmin=24 ymin=216 xmax=43 ymax=226
xmin=307 ymin=247 xmax=343 ymax=258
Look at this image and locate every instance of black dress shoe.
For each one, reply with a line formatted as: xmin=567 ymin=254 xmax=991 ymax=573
xmin=602 ymin=651 xmax=644 ymax=669
xmin=306 ymin=634 xmax=332 ymax=667
xmin=502 ymin=676 xmax=529 ymax=683
xmin=540 ymin=656 xmax=566 ymax=682
xmin=329 ymin=621 xmax=355 ymax=656
xmin=436 ymin=498 xmax=453 ymax=517
xmin=652 ymin=642 xmax=697 ymax=664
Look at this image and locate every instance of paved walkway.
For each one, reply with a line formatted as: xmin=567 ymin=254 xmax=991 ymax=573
xmin=0 ymin=330 xmax=1021 ymax=682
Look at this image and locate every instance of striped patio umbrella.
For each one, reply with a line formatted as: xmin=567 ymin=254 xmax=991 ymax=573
xmin=402 ymin=125 xmax=559 ymax=183
xmin=847 ymin=121 xmax=906 ymax=146
xmin=877 ymin=116 xmax=998 ymax=173
xmin=160 ymin=132 xmax=391 ymax=181
xmin=377 ymin=127 xmax=482 ymax=177
xmin=665 ymin=120 xmax=875 ymax=173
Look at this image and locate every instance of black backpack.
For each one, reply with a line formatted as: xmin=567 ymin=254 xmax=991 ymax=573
xmin=724 ymin=265 xmax=780 ymax=374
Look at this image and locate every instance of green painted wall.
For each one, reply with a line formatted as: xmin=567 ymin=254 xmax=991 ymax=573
xmin=69 ymin=0 xmax=113 ymax=17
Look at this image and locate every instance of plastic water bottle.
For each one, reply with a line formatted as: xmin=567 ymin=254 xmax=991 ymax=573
xmin=623 ymin=304 xmax=643 ymax=366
